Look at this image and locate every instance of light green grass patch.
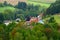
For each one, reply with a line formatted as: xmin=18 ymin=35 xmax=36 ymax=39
xmin=0 ymin=6 xmax=15 ymax=13
xmin=27 ymin=1 xmax=51 ymax=8
xmin=54 ymin=15 xmax=60 ymax=24
xmin=44 ymin=15 xmax=60 ymax=24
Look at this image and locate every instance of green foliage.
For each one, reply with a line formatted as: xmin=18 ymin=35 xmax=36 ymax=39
xmin=0 ymin=1 xmax=60 ymax=40
xmin=48 ymin=17 xmax=56 ymax=23
xmin=0 ymin=13 xmax=4 ymax=23
xmin=0 ymin=23 xmax=16 ymax=40
xmin=0 ymin=3 xmax=4 ymax=7
xmin=0 ymin=20 xmax=60 ymax=40
xmin=0 ymin=6 xmax=15 ymax=13
xmin=3 ymin=1 xmax=8 ymax=6
xmin=15 ymin=2 xmax=27 ymax=10
xmin=46 ymin=0 xmax=60 ymax=15
xmin=27 ymin=1 xmax=50 ymax=8
xmin=0 ymin=9 xmax=16 ymax=20
xmin=0 ymin=2 xmax=41 ymax=21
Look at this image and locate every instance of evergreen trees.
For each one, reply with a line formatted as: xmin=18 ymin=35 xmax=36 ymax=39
xmin=15 ymin=2 xmax=27 ymax=10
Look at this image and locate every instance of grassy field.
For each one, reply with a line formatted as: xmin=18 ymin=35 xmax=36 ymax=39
xmin=0 ymin=6 xmax=15 ymax=13
xmin=28 ymin=0 xmax=56 ymax=3
xmin=27 ymin=1 xmax=51 ymax=8
xmin=54 ymin=15 xmax=60 ymax=24
xmin=44 ymin=15 xmax=60 ymax=24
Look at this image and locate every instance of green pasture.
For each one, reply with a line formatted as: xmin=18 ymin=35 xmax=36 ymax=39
xmin=0 ymin=6 xmax=15 ymax=13
xmin=27 ymin=1 xmax=51 ymax=8
xmin=44 ymin=15 xmax=60 ymax=24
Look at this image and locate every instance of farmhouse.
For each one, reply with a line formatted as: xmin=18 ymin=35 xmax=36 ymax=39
xmin=26 ymin=14 xmax=44 ymax=25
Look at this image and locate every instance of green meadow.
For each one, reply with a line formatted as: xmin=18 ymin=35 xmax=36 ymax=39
xmin=54 ymin=15 xmax=60 ymax=24
xmin=27 ymin=1 xmax=51 ymax=8
xmin=0 ymin=6 xmax=15 ymax=13
xmin=44 ymin=15 xmax=60 ymax=24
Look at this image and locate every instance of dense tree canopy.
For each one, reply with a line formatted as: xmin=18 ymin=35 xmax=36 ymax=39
xmin=46 ymin=0 xmax=60 ymax=15
xmin=15 ymin=2 xmax=27 ymax=10
xmin=0 ymin=13 xmax=4 ymax=23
